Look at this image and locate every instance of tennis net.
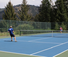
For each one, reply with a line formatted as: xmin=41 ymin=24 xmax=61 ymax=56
xmin=20 ymin=30 xmax=68 ymax=38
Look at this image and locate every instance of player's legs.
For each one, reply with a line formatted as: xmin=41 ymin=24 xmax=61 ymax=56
xmin=12 ymin=34 xmax=17 ymax=42
xmin=60 ymin=30 xmax=62 ymax=33
xmin=11 ymin=37 xmax=13 ymax=41
xmin=10 ymin=34 xmax=13 ymax=41
xmin=14 ymin=36 xmax=17 ymax=42
xmin=10 ymin=34 xmax=17 ymax=42
xmin=60 ymin=31 xmax=62 ymax=33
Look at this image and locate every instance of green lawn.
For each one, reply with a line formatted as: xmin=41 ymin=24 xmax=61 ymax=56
xmin=0 ymin=51 xmax=41 ymax=57
xmin=54 ymin=50 xmax=68 ymax=57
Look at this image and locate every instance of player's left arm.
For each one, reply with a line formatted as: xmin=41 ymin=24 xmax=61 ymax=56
xmin=13 ymin=31 xmax=14 ymax=33
xmin=8 ymin=31 xmax=9 ymax=33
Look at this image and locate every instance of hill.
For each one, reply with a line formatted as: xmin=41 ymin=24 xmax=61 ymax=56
xmin=0 ymin=4 xmax=39 ymax=20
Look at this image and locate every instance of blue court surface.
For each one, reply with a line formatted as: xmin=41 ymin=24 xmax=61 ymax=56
xmin=0 ymin=33 xmax=68 ymax=57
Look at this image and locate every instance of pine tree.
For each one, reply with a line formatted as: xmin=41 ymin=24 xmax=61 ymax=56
xmin=55 ymin=0 xmax=68 ymax=22
xmin=50 ymin=7 xmax=56 ymax=22
xmin=3 ymin=1 xmax=17 ymax=20
xmin=64 ymin=0 xmax=68 ymax=18
xmin=37 ymin=0 xmax=51 ymax=22
xmin=19 ymin=0 xmax=31 ymax=21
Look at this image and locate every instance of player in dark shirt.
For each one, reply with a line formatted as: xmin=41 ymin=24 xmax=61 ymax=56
xmin=8 ymin=26 xmax=17 ymax=42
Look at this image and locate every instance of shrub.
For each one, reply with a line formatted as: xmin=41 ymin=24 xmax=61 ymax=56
xmin=61 ymin=23 xmax=67 ymax=30
xmin=16 ymin=24 xmax=34 ymax=35
xmin=17 ymin=24 xmax=34 ymax=30
xmin=55 ymin=23 xmax=59 ymax=30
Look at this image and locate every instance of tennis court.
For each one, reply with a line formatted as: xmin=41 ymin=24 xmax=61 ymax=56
xmin=0 ymin=30 xmax=68 ymax=57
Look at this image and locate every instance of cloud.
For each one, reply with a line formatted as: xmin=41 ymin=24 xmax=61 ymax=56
xmin=0 ymin=0 xmax=56 ymax=8
xmin=32 ymin=0 xmax=35 ymax=1
xmin=27 ymin=0 xmax=42 ymax=6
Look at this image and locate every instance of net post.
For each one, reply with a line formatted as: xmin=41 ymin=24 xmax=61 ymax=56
xmin=52 ymin=30 xmax=53 ymax=37
xmin=20 ymin=30 xmax=21 ymax=36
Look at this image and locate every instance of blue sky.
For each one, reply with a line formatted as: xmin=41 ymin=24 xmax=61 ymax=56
xmin=0 ymin=0 xmax=56 ymax=8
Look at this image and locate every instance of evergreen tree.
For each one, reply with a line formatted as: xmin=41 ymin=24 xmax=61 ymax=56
xmin=50 ymin=7 xmax=56 ymax=22
xmin=37 ymin=0 xmax=51 ymax=22
xmin=64 ymin=0 xmax=68 ymax=17
xmin=34 ymin=14 xmax=39 ymax=21
xmin=55 ymin=0 xmax=68 ymax=22
xmin=3 ymin=1 xmax=17 ymax=20
xmin=19 ymin=0 xmax=31 ymax=21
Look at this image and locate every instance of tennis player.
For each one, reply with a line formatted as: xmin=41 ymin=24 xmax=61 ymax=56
xmin=8 ymin=26 xmax=17 ymax=42
xmin=60 ymin=27 xmax=63 ymax=33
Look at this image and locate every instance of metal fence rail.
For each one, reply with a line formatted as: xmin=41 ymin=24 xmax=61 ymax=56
xmin=0 ymin=20 xmax=68 ymax=36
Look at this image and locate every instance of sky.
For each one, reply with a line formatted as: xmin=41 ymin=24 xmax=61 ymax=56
xmin=0 ymin=0 xmax=56 ymax=8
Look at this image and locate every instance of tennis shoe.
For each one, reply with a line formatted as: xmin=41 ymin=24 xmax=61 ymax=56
xmin=15 ymin=41 xmax=17 ymax=42
xmin=11 ymin=40 xmax=13 ymax=41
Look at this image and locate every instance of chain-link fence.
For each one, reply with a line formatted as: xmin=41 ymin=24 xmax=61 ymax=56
xmin=0 ymin=20 xmax=68 ymax=36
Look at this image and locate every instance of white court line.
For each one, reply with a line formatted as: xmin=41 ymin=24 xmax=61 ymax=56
xmin=29 ymin=41 xmax=60 ymax=44
xmin=13 ymin=40 xmax=61 ymax=45
xmin=28 ymin=37 xmax=52 ymax=42
xmin=53 ymin=49 xmax=68 ymax=57
xmin=30 ymin=41 xmax=68 ymax=55
xmin=17 ymin=40 xmax=60 ymax=44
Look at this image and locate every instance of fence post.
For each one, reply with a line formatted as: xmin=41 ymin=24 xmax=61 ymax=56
xmin=20 ymin=30 xmax=21 ymax=36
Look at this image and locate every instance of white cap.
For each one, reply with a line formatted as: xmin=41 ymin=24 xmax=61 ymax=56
xmin=10 ymin=26 xmax=12 ymax=28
